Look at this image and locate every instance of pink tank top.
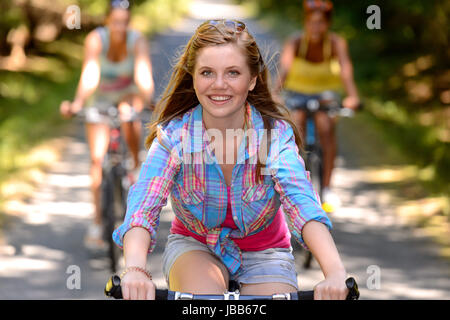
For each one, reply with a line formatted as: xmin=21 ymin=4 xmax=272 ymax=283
xmin=170 ymin=186 xmax=291 ymax=251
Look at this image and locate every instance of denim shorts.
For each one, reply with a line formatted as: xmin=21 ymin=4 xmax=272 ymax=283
xmin=162 ymin=233 xmax=299 ymax=290
xmin=84 ymin=101 xmax=139 ymax=124
xmin=282 ymin=90 xmax=342 ymax=111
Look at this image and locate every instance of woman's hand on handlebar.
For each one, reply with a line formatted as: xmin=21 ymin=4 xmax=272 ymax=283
xmin=60 ymin=100 xmax=83 ymax=119
xmin=313 ymin=272 xmax=349 ymax=300
xmin=342 ymin=95 xmax=360 ymax=110
xmin=121 ymin=270 xmax=156 ymax=300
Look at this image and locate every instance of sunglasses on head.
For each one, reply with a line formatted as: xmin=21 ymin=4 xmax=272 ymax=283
xmin=198 ymin=19 xmax=264 ymax=73
xmin=110 ymin=0 xmax=130 ymax=10
xmin=205 ymin=19 xmax=246 ymax=33
xmin=304 ymin=0 xmax=333 ymax=12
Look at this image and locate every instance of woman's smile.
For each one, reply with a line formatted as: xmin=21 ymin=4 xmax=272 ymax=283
xmin=208 ymin=95 xmax=233 ymax=105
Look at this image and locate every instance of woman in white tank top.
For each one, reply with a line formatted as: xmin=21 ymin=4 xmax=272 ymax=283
xmin=59 ymin=0 xmax=155 ymax=248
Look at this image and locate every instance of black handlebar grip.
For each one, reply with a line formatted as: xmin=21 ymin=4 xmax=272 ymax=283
xmin=297 ymin=290 xmax=315 ymax=300
xmin=155 ymin=289 xmax=169 ymax=300
xmin=105 ymin=275 xmax=123 ymax=299
xmin=296 ymin=277 xmax=360 ymax=300
xmin=105 ymin=275 xmax=168 ymax=300
xmin=345 ymin=277 xmax=360 ymax=300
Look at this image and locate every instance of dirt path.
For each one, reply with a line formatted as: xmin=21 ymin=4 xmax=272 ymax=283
xmin=1 ymin=0 xmax=449 ymax=300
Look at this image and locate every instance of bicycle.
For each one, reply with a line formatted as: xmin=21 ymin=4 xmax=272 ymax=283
xmin=100 ymin=106 xmax=140 ymax=273
xmin=76 ymin=105 xmax=137 ymax=273
xmin=283 ymin=90 xmax=358 ymax=269
xmin=104 ymin=275 xmax=360 ymax=300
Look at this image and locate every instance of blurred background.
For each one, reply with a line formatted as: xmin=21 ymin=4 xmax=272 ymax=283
xmin=0 ymin=0 xmax=448 ymax=299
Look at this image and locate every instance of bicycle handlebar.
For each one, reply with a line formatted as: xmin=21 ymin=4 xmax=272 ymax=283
xmin=283 ymin=90 xmax=363 ymax=117
xmin=66 ymin=104 xmax=142 ymax=125
xmin=104 ymin=275 xmax=359 ymax=300
xmin=303 ymin=101 xmax=362 ymax=118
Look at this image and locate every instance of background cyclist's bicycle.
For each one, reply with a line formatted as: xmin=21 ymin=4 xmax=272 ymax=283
xmin=77 ymin=106 xmax=137 ymax=273
xmin=98 ymin=106 xmax=135 ymax=273
xmin=284 ymin=91 xmax=358 ymax=269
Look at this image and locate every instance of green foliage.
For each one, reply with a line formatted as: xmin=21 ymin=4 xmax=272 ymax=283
xmin=0 ymin=67 xmax=79 ymax=174
xmin=238 ymin=0 xmax=448 ymax=72
xmin=129 ymin=0 xmax=190 ymax=35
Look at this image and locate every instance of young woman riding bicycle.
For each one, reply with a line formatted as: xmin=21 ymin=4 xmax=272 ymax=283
xmin=113 ymin=18 xmax=350 ymax=300
xmin=60 ymin=0 xmax=154 ymax=249
xmin=276 ymin=0 xmax=360 ymax=212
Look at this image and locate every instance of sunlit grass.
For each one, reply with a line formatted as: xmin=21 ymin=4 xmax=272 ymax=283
xmin=41 ymin=40 xmax=84 ymax=63
xmin=0 ymin=65 xmax=79 ymax=225
xmin=397 ymin=197 xmax=450 ymax=260
xmin=362 ymin=99 xmax=450 ymax=194
xmin=365 ymin=165 xmax=417 ymax=184
xmin=363 ymin=164 xmax=450 ymax=261
xmin=0 ymin=138 xmax=64 ymax=199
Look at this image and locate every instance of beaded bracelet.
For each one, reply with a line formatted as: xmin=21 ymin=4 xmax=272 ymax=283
xmin=120 ymin=266 xmax=152 ymax=280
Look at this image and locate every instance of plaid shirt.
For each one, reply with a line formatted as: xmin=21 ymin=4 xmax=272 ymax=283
xmin=113 ymin=103 xmax=332 ymax=274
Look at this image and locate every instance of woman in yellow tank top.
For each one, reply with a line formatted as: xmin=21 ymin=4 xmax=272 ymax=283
xmin=276 ymin=0 xmax=360 ymax=210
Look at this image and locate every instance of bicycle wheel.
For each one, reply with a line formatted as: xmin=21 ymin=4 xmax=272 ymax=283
xmin=110 ymin=165 xmax=128 ymax=272
xmin=101 ymin=167 xmax=119 ymax=273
